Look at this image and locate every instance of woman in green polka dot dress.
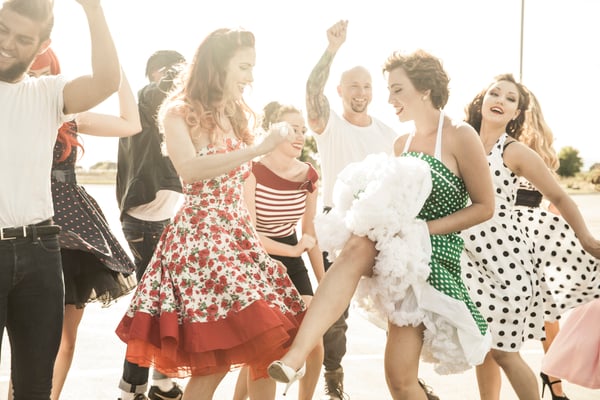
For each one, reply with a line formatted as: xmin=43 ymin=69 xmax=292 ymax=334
xmin=268 ymin=49 xmax=495 ymax=399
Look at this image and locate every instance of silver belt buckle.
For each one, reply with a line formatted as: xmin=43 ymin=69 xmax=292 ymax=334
xmin=0 ymin=226 xmax=25 ymax=240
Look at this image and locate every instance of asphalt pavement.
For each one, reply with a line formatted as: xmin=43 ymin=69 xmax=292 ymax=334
xmin=1 ymin=194 xmax=599 ymax=399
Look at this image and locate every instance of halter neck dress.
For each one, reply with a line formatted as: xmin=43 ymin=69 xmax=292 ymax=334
xmin=462 ymin=133 xmax=600 ymax=352
xmin=116 ymin=138 xmax=306 ymax=379
xmin=318 ymin=111 xmax=491 ymax=374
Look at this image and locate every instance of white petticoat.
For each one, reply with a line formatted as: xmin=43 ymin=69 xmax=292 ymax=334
xmin=316 ymin=153 xmax=491 ymax=374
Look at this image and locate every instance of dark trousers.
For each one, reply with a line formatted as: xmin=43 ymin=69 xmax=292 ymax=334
xmin=119 ymin=214 xmax=170 ymax=392
xmin=0 ymin=234 xmax=64 ymax=400
xmin=321 ymin=206 xmax=349 ymax=372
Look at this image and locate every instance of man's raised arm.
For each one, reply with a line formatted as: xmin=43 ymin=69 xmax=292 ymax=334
xmin=306 ymin=19 xmax=347 ymax=135
xmin=63 ymin=0 xmax=120 ymax=114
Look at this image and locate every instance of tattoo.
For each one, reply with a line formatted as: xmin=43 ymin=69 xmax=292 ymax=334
xmin=306 ymin=50 xmax=335 ymax=134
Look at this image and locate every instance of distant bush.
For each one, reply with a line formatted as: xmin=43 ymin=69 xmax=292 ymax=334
xmin=557 ymin=146 xmax=583 ymax=177
xmin=90 ymin=161 xmax=117 ymax=171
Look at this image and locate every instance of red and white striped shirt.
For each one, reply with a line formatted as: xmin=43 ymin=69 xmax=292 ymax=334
xmin=252 ymin=161 xmax=319 ymax=238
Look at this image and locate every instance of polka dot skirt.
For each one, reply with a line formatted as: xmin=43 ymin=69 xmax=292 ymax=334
xmin=462 ymin=134 xmax=600 ymax=351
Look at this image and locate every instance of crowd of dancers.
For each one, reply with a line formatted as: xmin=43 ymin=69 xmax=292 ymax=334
xmin=1 ymin=1 xmax=599 ymax=400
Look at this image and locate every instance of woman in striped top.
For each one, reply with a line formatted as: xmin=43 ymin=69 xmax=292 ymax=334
xmin=236 ymin=102 xmax=325 ymax=400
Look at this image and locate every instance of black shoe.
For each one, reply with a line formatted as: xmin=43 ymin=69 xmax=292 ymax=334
xmin=148 ymin=383 xmax=183 ymax=400
xmin=540 ymin=372 xmax=570 ymax=400
xmin=118 ymin=395 xmax=148 ymax=400
xmin=418 ymin=379 xmax=440 ymax=400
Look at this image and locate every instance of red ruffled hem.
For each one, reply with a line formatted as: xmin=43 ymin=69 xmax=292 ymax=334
xmin=116 ymin=300 xmax=304 ymax=379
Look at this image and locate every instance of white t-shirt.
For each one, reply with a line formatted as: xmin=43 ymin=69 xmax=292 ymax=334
xmin=315 ymin=111 xmax=397 ymax=207
xmin=0 ymin=75 xmax=69 ymax=227
xmin=126 ymin=189 xmax=183 ymax=221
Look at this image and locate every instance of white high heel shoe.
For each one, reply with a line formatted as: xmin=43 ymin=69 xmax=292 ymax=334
xmin=267 ymin=360 xmax=306 ymax=396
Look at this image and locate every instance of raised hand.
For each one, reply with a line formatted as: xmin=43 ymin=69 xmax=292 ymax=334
xmin=255 ymin=122 xmax=294 ymax=155
xmin=326 ymin=20 xmax=348 ymax=53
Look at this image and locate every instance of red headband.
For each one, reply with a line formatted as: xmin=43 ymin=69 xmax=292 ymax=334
xmin=30 ymin=47 xmax=61 ymax=75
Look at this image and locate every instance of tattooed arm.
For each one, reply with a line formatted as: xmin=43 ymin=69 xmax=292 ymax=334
xmin=306 ymin=20 xmax=348 ymax=135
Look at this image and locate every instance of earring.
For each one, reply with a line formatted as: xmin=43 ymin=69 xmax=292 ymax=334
xmin=422 ymin=95 xmax=427 ymax=101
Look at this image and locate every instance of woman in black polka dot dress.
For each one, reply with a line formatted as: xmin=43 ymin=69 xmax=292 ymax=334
xmin=461 ymin=74 xmax=600 ymax=400
xmin=28 ymin=49 xmax=140 ymax=400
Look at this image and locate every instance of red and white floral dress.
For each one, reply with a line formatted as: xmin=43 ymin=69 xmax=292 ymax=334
xmin=116 ymin=138 xmax=305 ymax=379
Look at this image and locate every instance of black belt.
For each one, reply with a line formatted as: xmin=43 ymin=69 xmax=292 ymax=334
xmin=0 ymin=219 xmax=61 ymax=241
xmin=52 ymin=169 xmax=77 ymax=183
xmin=515 ymin=188 xmax=543 ymax=208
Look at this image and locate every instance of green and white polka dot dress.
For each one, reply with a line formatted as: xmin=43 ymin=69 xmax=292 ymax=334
xmin=396 ymin=111 xmax=490 ymax=374
xmin=403 ymin=151 xmax=488 ymax=337
xmin=321 ymin=111 xmax=492 ymax=374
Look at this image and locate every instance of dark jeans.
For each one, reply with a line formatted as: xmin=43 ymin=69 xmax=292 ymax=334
xmin=321 ymin=206 xmax=349 ymax=372
xmin=322 ymin=250 xmax=349 ymax=372
xmin=119 ymin=214 xmax=170 ymax=392
xmin=0 ymin=234 xmax=64 ymax=400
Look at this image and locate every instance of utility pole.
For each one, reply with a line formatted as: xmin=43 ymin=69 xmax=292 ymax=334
xmin=519 ymin=0 xmax=525 ymax=82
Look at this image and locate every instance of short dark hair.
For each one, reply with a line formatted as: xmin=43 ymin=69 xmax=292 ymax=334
xmin=2 ymin=0 xmax=54 ymax=42
xmin=145 ymin=50 xmax=185 ymax=78
xmin=383 ymin=49 xmax=450 ymax=110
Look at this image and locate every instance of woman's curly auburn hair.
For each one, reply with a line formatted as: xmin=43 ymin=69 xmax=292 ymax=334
xmin=159 ymin=28 xmax=256 ymax=147
xmin=464 ymin=73 xmax=530 ymax=140
xmin=382 ymin=49 xmax=450 ymax=110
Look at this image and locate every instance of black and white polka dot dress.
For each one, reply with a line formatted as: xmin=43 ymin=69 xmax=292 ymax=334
xmin=52 ymin=123 xmax=136 ymax=307
xmin=462 ymin=134 xmax=600 ymax=351
xmin=514 ymin=180 xmax=600 ymax=322
xmin=462 ymin=134 xmax=545 ymax=350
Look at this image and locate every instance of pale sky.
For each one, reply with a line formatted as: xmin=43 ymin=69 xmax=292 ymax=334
xmin=51 ymin=0 xmax=600 ymax=169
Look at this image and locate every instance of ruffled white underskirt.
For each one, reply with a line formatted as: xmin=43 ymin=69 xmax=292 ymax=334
xmin=315 ymin=153 xmax=491 ymax=374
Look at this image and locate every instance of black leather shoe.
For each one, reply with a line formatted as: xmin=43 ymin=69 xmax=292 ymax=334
xmin=148 ymin=383 xmax=183 ymax=400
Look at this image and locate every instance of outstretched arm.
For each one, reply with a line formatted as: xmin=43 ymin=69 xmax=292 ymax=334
xmin=164 ymin=114 xmax=293 ymax=183
xmin=506 ymin=143 xmax=600 ymax=258
xmin=75 ymin=69 xmax=141 ymax=137
xmin=63 ymin=0 xmax=120 ymax=114
xmin=306 ymin=20 xmax=347 ymax=135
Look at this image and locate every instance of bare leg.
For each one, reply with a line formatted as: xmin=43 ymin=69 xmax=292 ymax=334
xmin=51 ymin=305 xmax=85 ymax=400
xmin=384 ymin=323 xmax=427 ymax=400
xmin=541 ymin=320 xmax=566 ymax=396
xmin=183 ymin=372 xmax=226 ymax=400
xmin=232 ymin=367 xmax=248 ymax=400
xmin=247 ymin=376 xmax=276 ymax=400
xmin=298 ymin=296 xmax=324 ymax=400
xmin=278 ymin=235 xmax=377 ymax=370
xmin=475 ymin=352 xmax=502 ymax=400
xmin=490 ymin=349 xmax=539 ymax=400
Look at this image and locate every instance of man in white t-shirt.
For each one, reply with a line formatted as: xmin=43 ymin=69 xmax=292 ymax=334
xmin=305 ymin=20 xmax=397 ymax=400
xmin=0 ymin=1 xmax=120 ymax=398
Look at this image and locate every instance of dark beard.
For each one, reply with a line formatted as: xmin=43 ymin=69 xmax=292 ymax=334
xmin=351 ymin=102 xmax=368 ymax=113
xmin=0 ymin=58 xmax=35 ymax=83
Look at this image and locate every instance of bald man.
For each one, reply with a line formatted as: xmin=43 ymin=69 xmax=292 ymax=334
xmin=305 ymin=20 xmax=397 ymax=400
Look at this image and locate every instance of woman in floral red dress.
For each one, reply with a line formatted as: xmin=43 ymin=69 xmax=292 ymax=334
xmin=116 ymin=28 xmax=305 ymax=400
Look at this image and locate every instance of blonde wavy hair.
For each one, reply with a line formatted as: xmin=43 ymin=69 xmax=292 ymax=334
xmin=520 ymin=90 xmax=559 ymax=171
